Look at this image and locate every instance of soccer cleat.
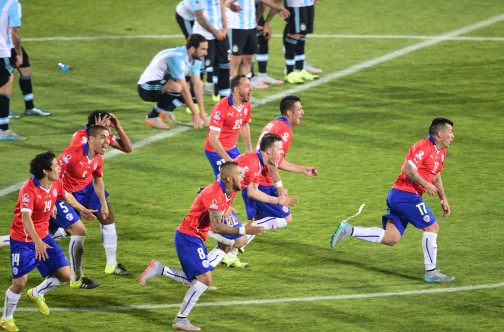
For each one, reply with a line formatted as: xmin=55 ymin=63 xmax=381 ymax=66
xmin=423 ymin=269 xmax=455 ymax=283
xmin=250 ymin=76 xmax=269 ymax=89
xmin=330 ymin=221 xmax=351 ymax=249
xmin=160 ymin=110 xmax=181 ymax=124
xmin=211 ymin=94 xmax=221 ymax=103
xmin=70 ymin=276 xmax=100 ymax=289
xmin=182 ymin=104 xmax=199 ymax=116
xmin=284 ymin=71 xmax=304 ymax=84
xmin=145 ymin=116 xmax=169 ymax=130
xmin=139 ymin=259 xmax=164 ymax=286
xmin=0 ymin=130 xmax=26 ymax=141
xmin=304 ymin=61 xmax=323 ymax=75
xmin=299 ymin=69 xmax=319 ymax=81
xmin=27 ymin=288 xmax=49 ymax=315
xmin=0 ymin=319 xmax=18 ymax=332
xmin=8 ymin=111 xmax=20 ymax=119
xmin=24 ymin=106 xmax=51 ymax=116
xmin=105 ymin=263 xmax=132 ymax=276
xmin=258 ymin=73 xmax=284 ymax=86
xmin=221 ymin=255 xmax=249 ymax=268
xmin=172 ymin=318 xmax=201 ymax=331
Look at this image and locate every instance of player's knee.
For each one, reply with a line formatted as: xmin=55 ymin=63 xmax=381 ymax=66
xmin=56 ymin=267 xmax=71 ymax=282
xmin=234 ymin=235 xmax=248 ymax=248
xmin=381 ymin=232 xmax=401 ymax=246
xmin=285 ymin=215 xmax=292 ymax=224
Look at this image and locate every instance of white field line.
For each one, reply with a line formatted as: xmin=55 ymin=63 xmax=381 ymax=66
xmin=2 ymin=13 xmax=504 ymax=198
xmin=11 ymin=282 xmax=504 ymax=312
xmin=23 ymin=34 xmax=504 ymax=42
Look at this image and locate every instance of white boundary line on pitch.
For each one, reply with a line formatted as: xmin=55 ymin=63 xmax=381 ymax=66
xmin=2 ymin=12 xmax=504 ymax=198
xmin=11 ymin=282 xmax=504 ymax=312
xmin=23 ymin=34 xmax=504 ymax=42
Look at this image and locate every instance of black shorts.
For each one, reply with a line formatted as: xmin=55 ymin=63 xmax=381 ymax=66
xmin=285 ymin=5 xmax=315 ymax=35
xmin=10 ymin=47 xmax=30 ymax=68
xmin=176 ymin=12 xmax=194 ymax=39
xmin=0 ymin=57 xmax=14 ymax=86
xmin=205 ymin=37 xmax=230 ymax=69
xmin=229 ymin=28 xmax=258 ymax=55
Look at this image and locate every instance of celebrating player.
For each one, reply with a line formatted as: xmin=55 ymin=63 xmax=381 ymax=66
xmin=331 ymin=118 xmax=455 ymax=283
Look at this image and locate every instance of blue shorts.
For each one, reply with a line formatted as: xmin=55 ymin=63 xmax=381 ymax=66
xmin=10 ymin=235 xmax=69 ymax=279
xmin=204 ymin=147 xmax=241 ymax=179
xmin=174 ymin=231 xmax=213 ymax=281
xmin=221 ymin=211 xmax=244 ymax=240
xmin=49 ymin=182 xmax=108 ymax=233
xmin=253 ymin=184 xmax=291 ymax=220
xmin=381 ymin=188 xmax=437 ymax=235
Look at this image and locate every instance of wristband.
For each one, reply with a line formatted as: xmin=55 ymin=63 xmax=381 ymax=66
xmin=239 ymin=226 xmax=246 ymax=235
xmin=274 ymin=181 xmax=283 ymax=188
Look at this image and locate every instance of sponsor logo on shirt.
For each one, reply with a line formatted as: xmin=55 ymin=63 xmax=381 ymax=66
xmin=63 ymin=154 xmax=72 ymax=164
xmin=22 ymin=193 xmax=30 ymax=203
xmin=209 ymin=199 xmax=218 ymax=209
xmin=213 ymin=111 xmax=221 ymax=121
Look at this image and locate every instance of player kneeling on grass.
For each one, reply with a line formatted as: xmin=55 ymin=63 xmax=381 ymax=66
xmin=139 ymin=161 xmax=264 ymax=331
xmin=1 ymin=151 xmax=97 ymax=332
xmin=331 ymin=118 xmax=455 ymax=284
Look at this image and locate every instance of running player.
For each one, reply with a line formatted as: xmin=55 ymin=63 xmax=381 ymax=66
xmin=0 ymin=151 xmax=96 ymax=332
xmin=139 ymin=161 xmax=264 ymax=331
xmin=331 ymin=118 xmax=455 ymax=283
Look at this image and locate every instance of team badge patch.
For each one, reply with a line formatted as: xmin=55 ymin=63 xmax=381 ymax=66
xmin=53 ymin=189 xmax=58 ymax=197
xmin=202 ymin=260 xmax=209 ymax=268
xmin=66 ymin=214 xmax=74 ymax=221
xmin=423 ymin=215 xmax=431 ymax=223
xmin=210 ymin=199 xmax=218 ymax=209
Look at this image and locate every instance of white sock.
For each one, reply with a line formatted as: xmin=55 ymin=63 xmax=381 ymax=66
xmin=162 ymin=266 xmax=191 ymax=285
xmin=52 ymin=227 xmax=68 ymax=241
xmin=252 ymin=217 xmax=288 ymax=230
xmin=34 ymin=276 xmax=63 ymax=296
xmin=177 ymin=280 xmax=208 ymax=318
xmin=69 ymin=235 xmax=85 ymax=281
xmin=101 ymin=223 xmax=117 ymax=267
xmin=207 ymin=246 xmax=226 ymax=268
xmin=422 ymin=232 xmax=438 ymax=271
xmin=0 ymin=235 xmax=10 ymax=247
xmin=352 ymin=226 xmax=385 ymax=243
xmin=2 ymin=288 xmax=21 ymax=319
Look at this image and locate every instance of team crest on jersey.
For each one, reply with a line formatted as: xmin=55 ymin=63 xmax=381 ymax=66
xmin=93 ymin=163 xmax=98 ymax=170
xmin=209 ymin=199 xmax=218 ymax=209
xmin=283 ymin=133 xmax=289 ymax=142
xmin=53 ymin=189 xmax=58 ymax=197
xmin=244 ymin=108 xmax=248 ymax=116
xmin=241 ymin=166 xmax=249 ymax=174
xmin=213 ymin=111 xmax=221 ymax=121
xmin=66 ymin=214 xmax=74 ymax=221
xmin=22 ymin=193 xmax=30 ymax=203
xmin=441 ymin=155 xmax=445 ymax=162
xmin=202 ymin=259 xmax=209 ymax=268
xmin=423 ymin=215 xmax=431 ymax=223
xmin=81 ymin=136 xmax=88 ymax=143
xmin=414 ymin=150 xmax=424 ymax=161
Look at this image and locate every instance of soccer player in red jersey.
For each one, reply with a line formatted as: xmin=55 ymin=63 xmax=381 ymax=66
xmin=0 ymin=151 xmax=96 ymax=332
xmin=65 ymin=110 xmax=132 ymax=277
xmin=204 ymin=74 xmax=253 ymax=178
xmin=331 ymin=118 xmax=456 ymax=283
xmin=139 ymin=161 xmax=264 ymax=331
xmin=50 ymin=125 xmax=111 ymax=289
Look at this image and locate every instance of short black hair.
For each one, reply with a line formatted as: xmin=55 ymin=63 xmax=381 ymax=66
xmin=429 ymin=118 xmax=454 ymax=136
xmin=30 ymin=151 xmax=56 ymax=180
xmin=186 ymin=33 xmax=207 ymax=49
xmin=230 ymin=74 xmax=247 ymax=90
xmin=259 ymin=133 xmax=283 ymax=152
xmin=219 ymin=161 xmax=239 ymax=179
xmin=87 ymin=110 xmax=110 ymax=126
xmin=88 ymin=125 xmax=108 ymax=138
xmin=279 ymin=95 xmax=301 ymax=115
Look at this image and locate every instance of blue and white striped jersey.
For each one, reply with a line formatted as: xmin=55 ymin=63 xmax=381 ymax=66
xmin=285 ymin=0 xmax=314 ymax=7
xmin=0 ymin=0 xmax=21 ymax=57
xmin=176 ymin=0 xmax=201 ymax=21
xmin=227 ymin=0 xmax=256 ymax=30
xmin=192 ymin=0 xmax=223 ymax=40
xmin=138 ymin=46 xmax=203 ymax=84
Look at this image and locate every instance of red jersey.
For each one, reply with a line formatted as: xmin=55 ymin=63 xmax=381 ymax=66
xmin=234 ymin=151 xmax=264 ymax=190
xmin=176 ymin=181 xmax=236 ymax=241
xmin=58 ymin=143 xmax=104 ymax=193
xmin=10 ymin=177 xmax=66 ymax=242
xmin=393 ymin=136 xmax=446 ymax=197
xmin=204 ymin=95 xmax=252 ymax=151
xmin=70 ymin=126 xmax=117 ymax=146
xmin=256 ymin=116 xmax=292 ymax=186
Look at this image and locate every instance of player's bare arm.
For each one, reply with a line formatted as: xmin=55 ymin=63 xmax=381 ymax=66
xmin=279 ymin=159 xmax=318 ymax=178
xmin=92 ymin=175 xmax=109 ymax=219
xmin=63 ymin=192 xmax=97 ymax=221
xmin=209 ymin=129 xmax=232 ymax=161
xmin=432 ymin=173 xmax=451 ymax=218
xmin=21 ymin=212 xmax=52 ymax=261
xmin=191 ymin=75 xmax=209 ymax=126
xmin=239 ymin=123 xmax=253 ymax=153
xmin=11 ymin=27 xmax=22 ymax=67
xmin=109 ymin=114 xmax=134 ymax=153
xmin=209 ymin=210 xmax=264 ymax=235
xmin=179 ymin=79 xmax=202 ymax=128
xmin=402 ymin=160 xmax=438 ymax=196
xmin=195 ymin=9 xmax=220 ymax=37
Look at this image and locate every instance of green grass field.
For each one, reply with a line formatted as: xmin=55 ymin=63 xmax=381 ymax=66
xmin=0 ymin=1 xmax=503 ymax=331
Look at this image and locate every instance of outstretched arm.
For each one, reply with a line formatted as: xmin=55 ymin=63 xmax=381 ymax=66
xmin=432 ymin=173 xmax=450 ymax=218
